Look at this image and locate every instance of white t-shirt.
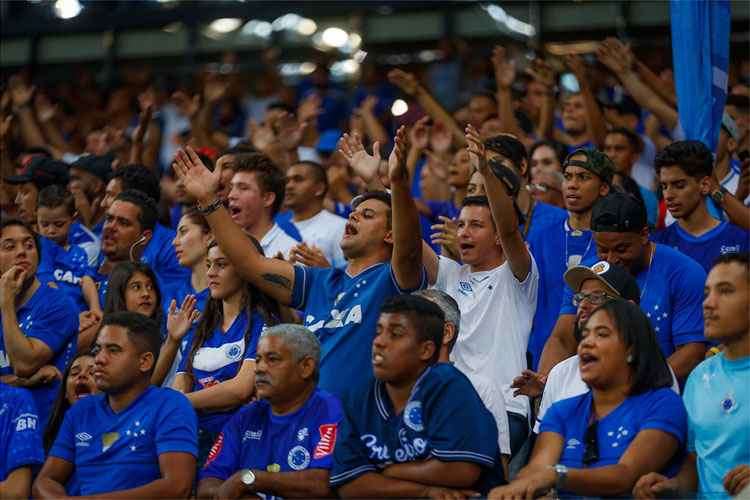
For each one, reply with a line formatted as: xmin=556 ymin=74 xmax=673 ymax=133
xmin=470 ymin=372 xmax=512 ymax=455
xmin=293 ymin=209 xmax=348 ymax=268
xmin=260 ymin=223 xmax=298 ymax=260
xmin=534 ymin=355 xmax=682 ymax=433
xmin=435 ymin=255 xmax=539 ymax=417
xmin=632 ymin=134 xmax=657 ymax=192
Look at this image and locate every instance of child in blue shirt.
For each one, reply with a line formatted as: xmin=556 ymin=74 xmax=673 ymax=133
xmin=35 ymin=185 xmax=102 ymax=314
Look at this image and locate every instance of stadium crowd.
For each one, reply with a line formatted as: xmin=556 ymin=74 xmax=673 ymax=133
xmin=0 ymin=32 xmax=749 ymax=499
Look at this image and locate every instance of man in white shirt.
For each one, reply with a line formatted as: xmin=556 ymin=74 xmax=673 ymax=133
xmin=226 ymin=153 xmax=298 ymax=258
xmin=420 ymin=127 xmax=538 ymax=458
xmin=285 ymin=161 xmax=347 ymax=268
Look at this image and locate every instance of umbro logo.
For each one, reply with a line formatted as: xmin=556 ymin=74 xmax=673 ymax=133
xmin=76 ymin=432 xmax=93 ymax=447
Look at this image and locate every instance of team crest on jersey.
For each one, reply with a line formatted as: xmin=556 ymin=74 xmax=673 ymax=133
xmin=225 ymin=343 xmax=243 ymax=361
xmin=204 ymin=433 xmax=224 ymax=467
xmin=287 ymin=445 xmax=310 ymax=470
xmin=458 ymin=281 xmax=473 ymax=295
xmin=314 ymin=424 xmax=338 ymax=459
xmin=403 ymin=401 xmax=424 ymax=432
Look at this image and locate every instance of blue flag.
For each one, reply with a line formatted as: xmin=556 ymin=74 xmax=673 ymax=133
xmin=670 ymin=0 xmax=730 ymax=152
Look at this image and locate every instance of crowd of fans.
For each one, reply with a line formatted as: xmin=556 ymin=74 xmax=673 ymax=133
xmin=0 ymin=33 xmax=748 ymax=499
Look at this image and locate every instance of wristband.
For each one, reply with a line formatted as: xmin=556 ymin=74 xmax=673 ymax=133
xmin=197 ymin=198 xmax=222 ymax=216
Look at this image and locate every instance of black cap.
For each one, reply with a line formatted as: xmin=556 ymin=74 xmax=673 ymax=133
xmin=601 ymin=93 xmax=641 ymax=118
xmin=564 ymin=261 xmax=641 ymax=303
xmin=488 ymin=158 xmax=522 ymax=197
xmin=591 ymin=192 xmax=647 ymax=233
xmin=5 ymin=156 xmax=69 ymax=189
xmin=563 ymin=148 xmax=615 ymax=185
xmin=70 ymin=154 xmax=113 ymax=182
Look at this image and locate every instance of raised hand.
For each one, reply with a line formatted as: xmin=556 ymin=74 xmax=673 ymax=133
xmin=525 ymin=58 xmax=555 ymax=88
xmin=465 ymin=124 xmax=487 ymax=174
xmin=248 ymin=119 xmax=276 ymax=153
xmin=492 ymin=46 xmax=517 ymax=90
xmin=167 ymin=295 xmax=200 ymax=342
xmin=430 ymin=216 xmax=459 ymax=260
xmin=409 ymin=116 xmax=431 ymax=152
xmin=298 ymin=93 xmax=322 ymax=123
xmin=387 ymin=69 xmax=419 ymax=96
xmin=388 ymin=125 xmax=410 ymax=183
xmin=8 ymin=76 xmax=34 ymax=109
xmin=172 ymin=145 xmax=222 ymax=204
xmin=359 ymin=95 xmax=378 ymax=115
xmin=203 ymin=77 xmax=229 ymax=104
xmin=138 ymin=87 xmax=156 ymax=113
xmin=511 ymin=369 xmax=546 ymax=398
xmin=290 ymin=243 xmax=331 ymax=268
xmin=273 ymin=111 xmax=308 ymax=152
xmin=338 ymin=132 xmax=381 ymax=182
xmin=34 ymin=93 xmax=58 ymax=123
xmin=132 ymin=104 xmax=153 ymax=145
xmin=563 ymin=54 xmax=587 ymax=80
xmin=430 ymin=121 xmax=453 ymax=154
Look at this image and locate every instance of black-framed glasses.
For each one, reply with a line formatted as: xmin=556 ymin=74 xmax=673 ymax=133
xmin=583 ymin=420 xmax=599 ymax=466
xmin=573 ymin=290 xmax=615 ymax=307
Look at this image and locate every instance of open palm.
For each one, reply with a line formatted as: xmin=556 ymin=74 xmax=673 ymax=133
xmin=173 ymin=146 xmax=221 ymax=203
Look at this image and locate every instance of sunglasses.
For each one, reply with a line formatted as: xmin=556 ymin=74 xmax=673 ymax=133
xmin=573 ymin=290 xmax=616 ymax=307
xmin=583 ymin=420 xmax=599 ymax=466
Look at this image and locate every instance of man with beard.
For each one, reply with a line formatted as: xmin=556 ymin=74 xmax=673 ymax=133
xmin=540 ymin=192 xmax=707 ymax=382
xmin=0 ymin=219 xmax=79 ymax=430
xmin=197 ymin=324 xmax=342 ymax=499
xmin=171 ymin=126 xmax=424 ymax=400
xmin=94 ymin=189 xmax=187 ymax=300
xmin=33 ymin=312 xmax=197 ymax=498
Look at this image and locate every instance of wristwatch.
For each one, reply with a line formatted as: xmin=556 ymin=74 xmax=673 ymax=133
xmin=711 ymin=187 xmax=729 ymax=207
xmin=553 ymin=464 xmax=568 ymax=490
xmin=239 ymin=468 xmax=256 ymax=488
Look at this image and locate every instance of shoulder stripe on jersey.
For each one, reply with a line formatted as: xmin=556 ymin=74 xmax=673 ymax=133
xmin=430 ymin=449 xmax=495 ymax=467
xmin=330 ymin=464 xmax=377 ymax=485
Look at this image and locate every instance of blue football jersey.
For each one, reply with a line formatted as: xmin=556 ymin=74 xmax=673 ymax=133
xmin=37 ymin=236 xmax=95 ymax=311
xmin=140 ymin=223 xmax=191 ymax=293
xmin=561 ymin=244 xmax=706 ymax=358
xmin=330 ymin=363 xmax=502 ymax=493
xmin=177 ymin=310 xmax=266 ymax=433
xmin=200 ymin=388 xmax=343 ymax=499
xmin=291 ymin=262 xmax=425 ymax=399
xmin=68 ymin=221 xmax=101 ymax=266
xmin=527 ymin=217 xmax=597 ymax=370
xmin=0 ymin=283 xmax=78 ymax=429
xmin=49 ymin=386 xmax=198 ymax=496
xmin=0 ymin=383 xmax=44 ymax=481
xmin=653 ymin=220 xmax=749 ymax=273
xmin=540 ymin=388 xmax=687 ymax=480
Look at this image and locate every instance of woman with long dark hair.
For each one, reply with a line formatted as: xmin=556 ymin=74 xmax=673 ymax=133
xmin=489 ymin=300 xmax=688 ymax=499
xmin=172 ymin=238 xmax=280 ymax=465
xmin=151 ymin=209 xmax=212 ymax=386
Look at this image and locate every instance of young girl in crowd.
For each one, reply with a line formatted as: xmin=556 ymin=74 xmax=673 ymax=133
xmin=172 ymin=238 xmax=280 ymax=465
xmin=78 ymin=262 xmax=163 ymax=350
xmin=489 ymin=300 xmax=687 ymax=499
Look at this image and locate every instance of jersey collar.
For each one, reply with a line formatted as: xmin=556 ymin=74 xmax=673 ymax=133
xmin=374 ymin=365 xmax=433 ymax=421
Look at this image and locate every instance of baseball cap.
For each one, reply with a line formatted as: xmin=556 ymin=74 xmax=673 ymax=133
xmin=5 ymin=156 xmax=69 ymax=189
xmin=563 ymin=148 xmax=614 ymax=185
xmin=70 ymin=154 xmax=113 ymax=182
xmin=591 ymin=192 xmax=647 ymax=233
xmin=565 ymin=260 xmax=640 ymax=303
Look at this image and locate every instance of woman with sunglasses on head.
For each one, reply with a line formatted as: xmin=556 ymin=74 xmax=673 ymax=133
xmin=171 ymin=238 xmax=280 ymax=466
xmin=490 ymin=299 xmax=687 ymax=499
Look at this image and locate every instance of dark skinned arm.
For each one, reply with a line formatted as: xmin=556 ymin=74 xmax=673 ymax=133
xmin=667 ymin=342 xmax=706 ymax=381
xmin=537 ymin=314 xmax=577 ymax=377
xmin=382 ymin=459 xmax=481 ymax=488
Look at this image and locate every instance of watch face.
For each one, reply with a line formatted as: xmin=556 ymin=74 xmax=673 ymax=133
xmin=241 ymin=469 xmax=256 ymax=485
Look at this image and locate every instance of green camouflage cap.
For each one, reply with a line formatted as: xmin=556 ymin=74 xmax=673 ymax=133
xmin=563 ymin=148 xmax=614 ymax=185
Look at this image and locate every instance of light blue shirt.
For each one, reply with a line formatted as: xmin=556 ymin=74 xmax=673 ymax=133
xmin=684 ymin=353 xmax=750 ymax=498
